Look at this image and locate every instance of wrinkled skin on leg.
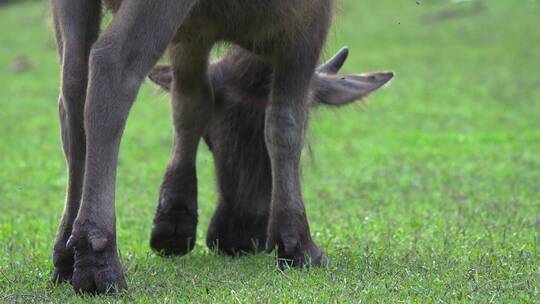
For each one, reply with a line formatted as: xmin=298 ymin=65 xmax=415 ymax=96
xmin=52 ymin=0 xmax=198 ymax=294
xmin=50 ymin=0 xmax=101 ymax=284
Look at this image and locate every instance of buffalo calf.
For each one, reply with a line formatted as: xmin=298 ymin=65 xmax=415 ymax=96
xmin=148 ymin=47 xmax=393 ymax=256
xmin=50 ymin=0 xmax=392 ymax=294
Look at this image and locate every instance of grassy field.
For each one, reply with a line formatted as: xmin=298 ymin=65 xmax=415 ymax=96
xmin=1 ymin=0 xmax=540 ymax=302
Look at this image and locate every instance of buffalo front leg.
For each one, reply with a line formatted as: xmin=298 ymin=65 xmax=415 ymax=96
xmin=65 ymin=1 xmax=197 ymax=294
xmin=150 ymin=41 xmax=214 ymax=256
xmin=264 ymin=50 xmax=328 ymax=268
xmin=50 ymin=0 xmax=100 ymax=284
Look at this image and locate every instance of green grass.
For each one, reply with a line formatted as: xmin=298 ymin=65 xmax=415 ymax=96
xmin=1 ymin=0 xmax=540 ymax=302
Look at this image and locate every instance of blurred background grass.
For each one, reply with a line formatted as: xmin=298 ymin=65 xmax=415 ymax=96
xmin=1 ymin=0 xmax=539 ymax=302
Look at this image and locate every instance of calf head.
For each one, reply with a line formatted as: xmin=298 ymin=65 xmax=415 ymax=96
xmin=148 ymin=47 xmax=393 ymax=255
xmin=148 ymin=46 xmax=393 ymax=209
xmin=149 ymin=45 xmax=393 ymax=155
xmin=149 ymin=47 xmax=393 ymax=154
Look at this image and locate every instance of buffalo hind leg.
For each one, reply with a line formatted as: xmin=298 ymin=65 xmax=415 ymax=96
xmin=51 ymin=0 xmax=100 ymax=284
xmin=66 ymin=1 xmax=197 ymax=294
xmin=150 ymin=39 xmax=215 ymax=256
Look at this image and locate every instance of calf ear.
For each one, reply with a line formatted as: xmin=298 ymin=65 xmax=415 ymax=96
xmin=148 ymin=65 xmax=173 ymax=91
xmin=315 ymin=71 xmax=394 ymax=106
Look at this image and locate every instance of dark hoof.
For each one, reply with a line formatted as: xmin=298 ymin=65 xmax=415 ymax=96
xmin=150 ymin=208 xmax=197 ymax=256
xmin=70 ymin=245 xmax=127 ymax=294
xmin=265 ymin=214 xmax=327 ymax=269
xmin=52 ymin=246 xmax=74 ymax=284
xmin=66 ymin=226 xmax=127 ymax=294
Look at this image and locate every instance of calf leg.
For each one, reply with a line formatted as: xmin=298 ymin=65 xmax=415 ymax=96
xmin=50 ymin=0 xmax=101 ymax=284
xmin=264 ymin=47 xmax=327 ymax=268
xmin=66 ymin=1 xmax=197 ymax=294
xmin=150 ymin=40 xmax=214 ymax=256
